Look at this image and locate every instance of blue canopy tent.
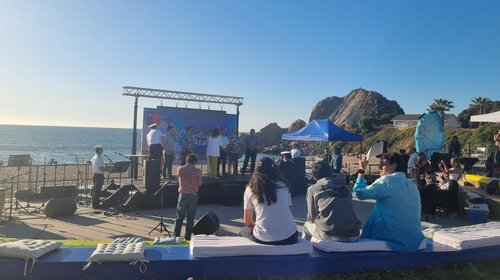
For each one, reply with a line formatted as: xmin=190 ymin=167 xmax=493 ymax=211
xmin=414 ymin=111 xmax=444 ymax=159
xmin=281 ymin=119 xmax=362 ymax=195
xmin=282 ymin=119 xmax=362 ymax=142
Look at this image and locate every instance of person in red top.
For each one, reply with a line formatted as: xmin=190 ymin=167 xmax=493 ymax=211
xmin=173 ymin=153 xmax=202 ymax=240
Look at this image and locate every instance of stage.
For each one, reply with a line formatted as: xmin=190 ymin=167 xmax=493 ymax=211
xmin=99 ymin=175 xmax=252 ymax=210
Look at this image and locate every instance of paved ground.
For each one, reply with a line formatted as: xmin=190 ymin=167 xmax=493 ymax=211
xmin=0 ymin=190 xmax=474 ymax=241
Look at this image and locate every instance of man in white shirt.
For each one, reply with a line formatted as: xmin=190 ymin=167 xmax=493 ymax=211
xmin=146 ymin=123 xmax=163 ymax=161
xmin=407 ymin=148 xmax=418 ymax=182
xmin=91 ymin=146 xmax=105 ymax=209
xmin=291 ymin=143 xmax=301 ymax=158
xmin=217 ymin=128 xmax=230 ymax=176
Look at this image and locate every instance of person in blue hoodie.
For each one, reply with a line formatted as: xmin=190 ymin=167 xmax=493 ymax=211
xmin=353 ymin=152 xmax=424 ymax=252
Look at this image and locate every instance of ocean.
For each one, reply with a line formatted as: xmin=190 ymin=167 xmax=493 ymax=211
xmin=0 ymin=125 xmax=140 ymax=165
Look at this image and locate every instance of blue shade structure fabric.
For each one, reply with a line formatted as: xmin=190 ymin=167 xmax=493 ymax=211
xmin=414 ymin=111 xmax=444 ymax=159
xmin=282 ymin=119 xmax=362 ymax=142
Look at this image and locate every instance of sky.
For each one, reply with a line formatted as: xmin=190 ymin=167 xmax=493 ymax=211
xmin=1 ymin=0 xmax=499 ymax=132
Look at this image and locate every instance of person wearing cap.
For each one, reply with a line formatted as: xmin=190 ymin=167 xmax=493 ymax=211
xmin=173 ymin=153 xmax=202 ymax=241
xmin=146 ymin=123 xmax=163 ymax=161
xmin=303 ymin=161 xmax=361 ymax=242
xmin=239 ymin=157 xmax=298 ymax=245
xmin=90 ymin=146 xmax=105 ymax=209
xmin=290 ymin=143 xmax=301 ymax=158
xmin=353 ymin=152 xmax=424 ymax=252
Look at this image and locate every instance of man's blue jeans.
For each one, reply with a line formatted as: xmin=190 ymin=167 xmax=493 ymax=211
xmin=173 ymin=193 xmax=199 ymax=240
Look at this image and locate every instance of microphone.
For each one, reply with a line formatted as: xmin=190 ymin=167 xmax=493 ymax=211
xmin=104 ymin=154 xmax=113 ymax=163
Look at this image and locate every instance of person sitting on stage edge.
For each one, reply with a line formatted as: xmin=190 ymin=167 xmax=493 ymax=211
xmin=353 ymin=152 xmax=424 ymax=252
xmin=303 ymin=161 xmax=361 ymax=242
xmin=146 ymin=123 xmax=163 ymax=161
xmin=173 ymin=153 xmax=202 ymax=241
xmin=239 ymin=157 xmax=298 ymax=245
xmin=162 ymin=125 xmax=178 ymax=179
xmin=90 ymin=145 xmax=105 ymax=209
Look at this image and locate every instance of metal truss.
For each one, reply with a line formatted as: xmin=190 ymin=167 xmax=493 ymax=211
xmin=122 ymin=86 xmax=244 ymax=107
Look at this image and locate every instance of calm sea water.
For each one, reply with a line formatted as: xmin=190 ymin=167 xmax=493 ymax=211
xmin=0 ymin=125 xmax=140 ymax=165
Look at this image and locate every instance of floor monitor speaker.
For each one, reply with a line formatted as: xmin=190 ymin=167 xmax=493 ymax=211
xmin=44 ymin=197 xmax=77 ymax=218
xmin=193 ymin=211 xmax=220 ymax=235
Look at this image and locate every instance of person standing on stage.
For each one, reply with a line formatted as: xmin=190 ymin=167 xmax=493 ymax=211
xmin=146 ymin=123 xmax=163 ymax=161
xmin=242 ymin=129 xmax=260 ymax=175
xmin=162 ymin=125 xmax=178 ymax=179
xmin=173 ymin=153 xmax=202 ymax=241
xmin=91 ymin=146 xmax=105 ymax=209
xmin=206 ymin=128 xmax=223 ymax=179
xmin=227 ymin=128 xmax=241 ymax=175
xmin=181 ymin=126 xmax=194 ymax=166
xmin=217 ymin=127 xmax=229 ymax=177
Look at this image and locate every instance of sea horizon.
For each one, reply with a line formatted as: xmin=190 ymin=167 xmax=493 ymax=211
xmin=0 ymin=124 xmax=140 ymax=165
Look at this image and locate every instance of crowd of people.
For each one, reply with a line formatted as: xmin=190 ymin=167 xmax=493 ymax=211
xmin=89 ymin=124 xmax=500 ymax=249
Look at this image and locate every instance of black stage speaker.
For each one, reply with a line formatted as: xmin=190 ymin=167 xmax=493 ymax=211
xmin=100 ymin=184 xmax=138 ymax=209
xmin=44 ymin=197 xmax=77 ymax=218
xmin=193 ymin=211 xmax=220 ymax=235
xmin=122 ymin=190 xmax=144 ymax=211
xmin=291 ymin=157 xmax=307 ymax=195
xmin=144 ymin=159 xmax=161 ymax=194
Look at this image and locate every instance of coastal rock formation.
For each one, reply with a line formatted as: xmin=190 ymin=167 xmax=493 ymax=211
xmin=259 ymin=123 xmax=284 ymax=148
xmin=309 ymin=88 xmax=404 ymax=128
xmin=287 ymin=119 xmax=306 ymax=132
xmin=309 ymin=96 xmax=344 ymax=121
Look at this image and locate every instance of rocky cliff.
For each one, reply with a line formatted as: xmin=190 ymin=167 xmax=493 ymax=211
xmin=309 ymin=88 xmax=404 ymax=128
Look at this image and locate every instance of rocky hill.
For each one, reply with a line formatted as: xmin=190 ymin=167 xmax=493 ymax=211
xmin=256 ymin=88 xmax=405 ymax=154
xmin=309 ymin=88 xmax=404 ymax=129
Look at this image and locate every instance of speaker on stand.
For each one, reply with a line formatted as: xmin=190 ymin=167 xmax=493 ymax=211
xmin=144 ymin=159 xmax=161 ymax=194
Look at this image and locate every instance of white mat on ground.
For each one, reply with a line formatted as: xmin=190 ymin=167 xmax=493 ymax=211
xmin=190 ymin=235 xmax=313 ymax=257
xmin=311 ymin=237 xmax=427 ymax=252
xmin=433 ymin=222 xmax=500 ymax=250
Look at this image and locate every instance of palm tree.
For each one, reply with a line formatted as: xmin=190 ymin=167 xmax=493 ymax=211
xmin=471 ymin=96 xmax=491 ymax=115
xmin=428 ymin=98 xmax=455 ymax=126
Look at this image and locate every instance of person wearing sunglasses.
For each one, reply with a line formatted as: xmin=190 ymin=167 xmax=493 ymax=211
xmin=352 ymin=152 xmax=424 ymax=252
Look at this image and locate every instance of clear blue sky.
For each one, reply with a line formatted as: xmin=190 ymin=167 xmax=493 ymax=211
xmin=1 ymin=0 xmax=499 ymax=132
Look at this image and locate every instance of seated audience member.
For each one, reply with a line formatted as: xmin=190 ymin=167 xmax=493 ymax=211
xmin=239 ymin=157 xmax=298 ymax=245
xmin=303 ymin=161 xmax=361 ymax=242
xmin=438 ymin=157 xmax=463 ymax=183
xmin=353 ymin=152 xmax=424 ymax=252
xmin=416 ymin=152 xmax=431 ymax=189
xmin=420 ymin=173 xmax=438 ymax=217
xmin=486 ymin=146 xmax=500 ymax=177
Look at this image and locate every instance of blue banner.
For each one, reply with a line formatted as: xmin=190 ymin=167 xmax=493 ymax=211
xmin=142 ymin=107 xmax=237 ymax=157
